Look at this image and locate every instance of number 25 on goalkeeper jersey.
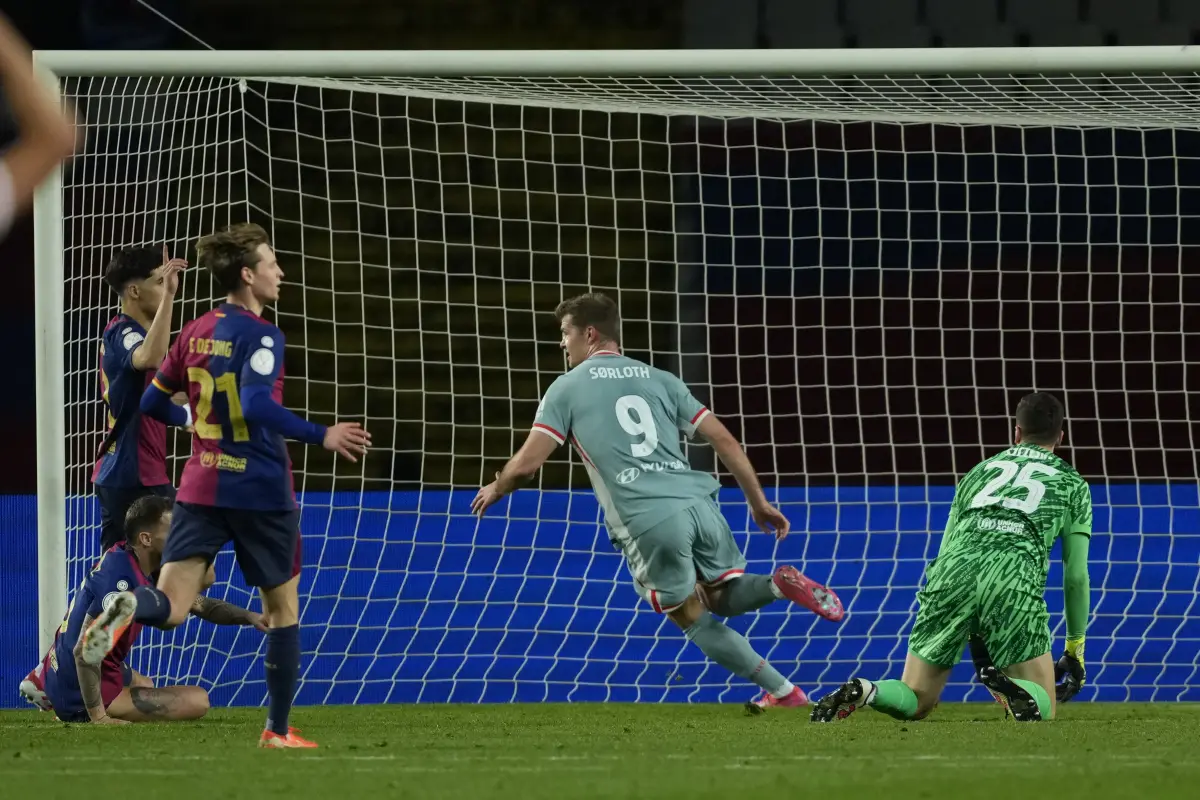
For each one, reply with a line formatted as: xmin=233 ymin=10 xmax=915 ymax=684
xmin=532 ymin=352 xmax=721 ymax=543
xmin=940 ymin=443 xmax=1093 ymax=573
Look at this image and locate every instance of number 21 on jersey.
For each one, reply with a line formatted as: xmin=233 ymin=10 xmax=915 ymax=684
xmin=188 ymin=367 xmax=250 ymax=442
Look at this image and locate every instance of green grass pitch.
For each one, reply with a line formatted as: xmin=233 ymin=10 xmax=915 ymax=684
xmin=4 ymin=703 xmax=1199 ymax=799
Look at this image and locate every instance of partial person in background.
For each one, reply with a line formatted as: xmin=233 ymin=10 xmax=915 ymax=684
xmin=0 ymin=12 xmax=76 ymax=241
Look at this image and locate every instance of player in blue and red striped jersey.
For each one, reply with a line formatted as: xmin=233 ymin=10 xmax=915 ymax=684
xmin=81 ymin=223 xmax=370 ymax=748
xmin=36 ymin=495 xmax=266 ymax=724
xmin=92 ymin=245 xmax=189 ymax=550
xmin=18 ymin=245 xmax=188 ymax=709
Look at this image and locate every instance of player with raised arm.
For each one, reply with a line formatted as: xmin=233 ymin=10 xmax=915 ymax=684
xmin=18 ymin=245 xmax=187 ymax=708
xmin=810 ymin=392 xmax=1092 ymax=724
xmin=93 ymin=245 xmax=188 ymax=550
xmin=0 ymin=12 xmax=77 ymax=240
xmin=80 ymin=223 xmax=370 ymax=748
xmin=472 ymin=293 xmax=844 ymax=710
xmin=34 ymin=495 xmax=266 ymax=724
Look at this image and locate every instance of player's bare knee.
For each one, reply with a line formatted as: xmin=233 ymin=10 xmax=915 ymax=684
xmin=188 ymin=687 xmax=211 ymax=717
xmin=171 ymin=687 xmax=210 ymax=720
xmin=665 ymin=593 xmax=705 ymax=629
xmin=912 ymin=698 xmax=940 ymax=720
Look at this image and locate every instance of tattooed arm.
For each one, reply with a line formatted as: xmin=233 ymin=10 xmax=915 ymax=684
xmin=190 ymin=595 xmax=268 ymax=631
xmin=72 ymin=617 xmax=128 ymax=725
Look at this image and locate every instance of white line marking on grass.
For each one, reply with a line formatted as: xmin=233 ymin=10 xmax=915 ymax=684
xmin=5 ymin=768 xmax=180 ymax=776
xmin=18 ymin=751 xmax=1188 ymax=772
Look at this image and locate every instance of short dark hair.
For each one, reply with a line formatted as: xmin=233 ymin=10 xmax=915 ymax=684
xmin=124 ymin=494 xmax=173 ymax=542
xmin=195 ymin=223 xmax=270 ymax=293
xmin=554 ymin=292 xmax=621 ymax=344
xmin=104 ymin=246 xmax=161 ymax=294
xmin=1015 ymin=392 xmax=1065 ymax=446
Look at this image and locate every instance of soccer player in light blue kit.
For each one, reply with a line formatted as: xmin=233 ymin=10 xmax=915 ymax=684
xmin=473 ymin=293 xmax=844 ymax=710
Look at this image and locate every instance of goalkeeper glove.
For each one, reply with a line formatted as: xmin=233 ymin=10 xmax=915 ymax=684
xmin=1055 ymin=637 xmax=1086 ymax=702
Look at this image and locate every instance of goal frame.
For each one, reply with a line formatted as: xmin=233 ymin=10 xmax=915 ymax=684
xmin=30 ymin=44 xmax=1200 ymax=656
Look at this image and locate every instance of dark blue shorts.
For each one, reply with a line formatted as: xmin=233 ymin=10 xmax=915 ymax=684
xmin=95 ymin=483 xmax=176 ymax=550
xmin=50 ymin=662 xmax=134 ymax=723
xmin=163 ymin=502 xmax=301 ymax=589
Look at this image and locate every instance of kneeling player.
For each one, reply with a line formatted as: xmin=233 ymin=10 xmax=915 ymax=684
xmin=37 ymin=495 xmax=266 ymax=723
xmin=811 ymin=393 xmax=1091 ymax=723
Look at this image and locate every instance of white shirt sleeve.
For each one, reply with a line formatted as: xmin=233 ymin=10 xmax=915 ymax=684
xmin=0 ymin=161 xmax=13 ymax=243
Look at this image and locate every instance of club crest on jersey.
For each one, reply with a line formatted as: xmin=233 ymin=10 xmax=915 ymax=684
xmin=101 ymin=592 xmax=120 ymax=612
xmin=261 ymin=336 xmax=274 ymax=347
xmin=250 ymin=348 xmax=275 ymax=376
xmin=116 ymin=580 xmax=129 ymax=591
xmin=616 ymin=467 xmax=641 ymax=484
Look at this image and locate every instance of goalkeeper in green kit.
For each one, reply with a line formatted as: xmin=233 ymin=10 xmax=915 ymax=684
xmin=811 ymin=392 xmax=1090 ymax=723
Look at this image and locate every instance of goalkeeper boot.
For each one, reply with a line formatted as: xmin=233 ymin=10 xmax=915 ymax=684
xmin=986 ymin=687 xmax=1014 ymax=721
xmin=772 ymin=566 xmax=845 ymax=622
xmin=977 ymin=665 xmax=1041 ymax=722
xmin=810 ymin=678 xmax=876 ymax=722
xmin=967 ymin=634 xmax=1012 ymax=720
xmin=79 ymin=591 xmax=136 ymax=666
xmin=19 ymin=666 xmax=52 ymax=712
xmin=745 ymin=685 xmax=808 ymax=714
xmin=259 ymin=728 xmax=319 ymax=749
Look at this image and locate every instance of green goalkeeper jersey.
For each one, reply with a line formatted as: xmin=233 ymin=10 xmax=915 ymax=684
xmin=939 ymin=444 xmax=1093 ymax=573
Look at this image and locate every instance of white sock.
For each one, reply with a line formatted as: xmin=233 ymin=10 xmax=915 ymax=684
xmin=858 ymin=678 xmax=878 ymax=705
xmin=770 ymin=680 xmax=795 ymax=699
xmin=769 ymin=580 xmax=785 ymax=599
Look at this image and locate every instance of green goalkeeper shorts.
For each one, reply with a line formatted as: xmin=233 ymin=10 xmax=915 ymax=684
xmin=908 ymin=549 xmax=1051 ymax=670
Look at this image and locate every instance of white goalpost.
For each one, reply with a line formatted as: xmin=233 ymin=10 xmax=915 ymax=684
xmin=32 ymin=48 xmax=1200 ymax=705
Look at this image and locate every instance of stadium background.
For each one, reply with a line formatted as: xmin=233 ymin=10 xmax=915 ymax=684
xmin=0 ymin=1 xmax=1197 ymax=707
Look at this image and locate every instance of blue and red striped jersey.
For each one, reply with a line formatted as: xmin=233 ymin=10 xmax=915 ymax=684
xmin=43 ymin=543 xmax=150 ymax=711
xmin=151 ymin=303 xmax=295 ymax=511
xmin=92 ymin=314 xmax=169 ymax=488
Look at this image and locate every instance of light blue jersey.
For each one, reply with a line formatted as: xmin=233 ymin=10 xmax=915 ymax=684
xmin=533 ymin=351 xmax=721 ymax=543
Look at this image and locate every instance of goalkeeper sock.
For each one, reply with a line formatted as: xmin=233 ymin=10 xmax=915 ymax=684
xmin=1010 ymin=677 xmax=1053 ymax=720
xmin=706 ymin=574 xmax=778 ymax=617
xmin=264 ymin=624 xmax=300 ymax=736
xmin=132 ymin=586 xmax=171 ymax=628
xmin=684 ymin=611 xmax=793 ymax=696
xmin=869 ymin=679 xmax=920 ymax=720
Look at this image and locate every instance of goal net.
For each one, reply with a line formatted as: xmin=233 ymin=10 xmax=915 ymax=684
xmin=40 ymin=50 xmax=1199 ymax=707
